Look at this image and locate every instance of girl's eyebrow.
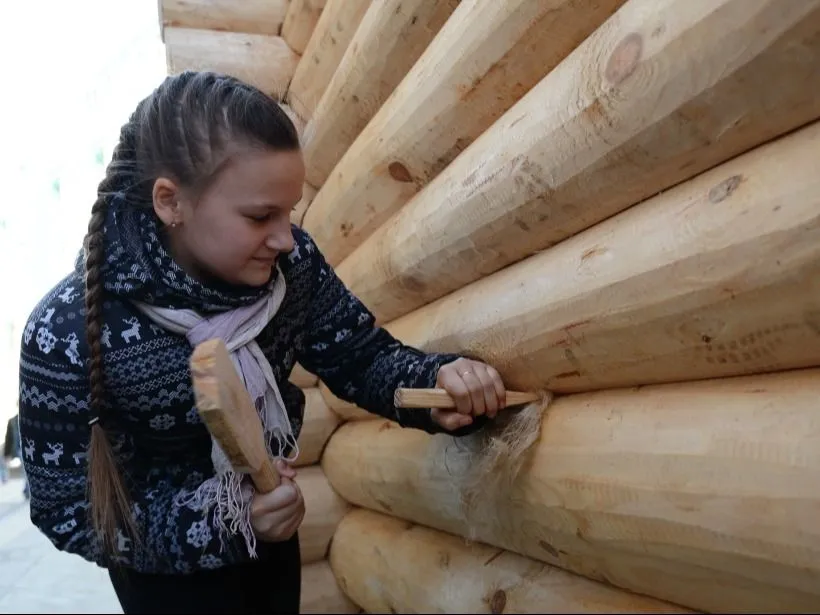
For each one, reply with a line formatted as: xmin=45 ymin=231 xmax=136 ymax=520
xmin=239 ymin=197 xmax=304 ymax=210
xmin=237 ymin=202 xmax=282 ymax=209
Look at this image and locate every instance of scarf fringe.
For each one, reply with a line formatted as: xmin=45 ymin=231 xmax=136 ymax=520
xmin=175 ymin=471 xmax=259 ymax=558
xmin=174 ymin=416 xmax=301 ymax=561
xmin=257 ymin=395 xmax=301 ymax=464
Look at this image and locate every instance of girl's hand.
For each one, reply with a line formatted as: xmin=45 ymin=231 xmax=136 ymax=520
xmin=250 ymin=460 xmax=305 ymax=542
xmin=431 ymin=358 xmax=506 ymax=431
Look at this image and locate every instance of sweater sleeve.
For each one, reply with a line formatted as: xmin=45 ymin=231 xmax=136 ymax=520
xmin=293 ymin=232 xmax=487 ymax=436
xmin=18 ymin=304 xmax=254 ymax=574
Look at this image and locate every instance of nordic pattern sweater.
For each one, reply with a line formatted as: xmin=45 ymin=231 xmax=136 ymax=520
xmin=18 ymin=208 xmax=482 ymax=575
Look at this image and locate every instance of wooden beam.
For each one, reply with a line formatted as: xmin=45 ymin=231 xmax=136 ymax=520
xmin=282 ymin=0 xmax=327 ymax=55
xmin=164 ymin=27 xmax=299 ymax=99
xmin=286 ymin=0 xmax=373 ymax=122
xmin=302 ymin=0 xmax=627 ymax=266
xmin=279 ymin=101 xmax=307 ymax=139
xmin=158 ymin=0 xmax=288 ymax=39
xmin=322 ymin=368 xmax=820 ymax=613
xmin=319 ymin=382 xmax=372 ymax=422
xmin=293 ymin=388 xmax=341 ymax=467
xmin=335 ymin=0 xmax=820 ymax=324
xmin=379 ymin=119 xmax=820 ymax=394
xmin=293 ymin=388 xmax=340 ymax=467
xmin=300 ymin=0 xmax=462 ymax=188
xmin=331 ymin=508 xmax=692 ymax=613
xmin=300 ymin=560 xmax=360 ymax=613
xmin=299 ymin=465 xmax=350 ymax=565
xmin=290 ymin=183 xmax=318 ymax=227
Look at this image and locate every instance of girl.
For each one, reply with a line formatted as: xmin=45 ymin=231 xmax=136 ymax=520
xmin=17 ymin=71 xmax=506 ymax=614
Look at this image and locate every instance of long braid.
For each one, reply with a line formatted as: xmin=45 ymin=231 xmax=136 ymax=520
xmin=84 ymin=116 xmax=142 ymax=554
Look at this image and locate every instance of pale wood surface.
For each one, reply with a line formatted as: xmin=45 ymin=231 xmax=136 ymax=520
xmin=159 ymin=0 xmax=288 ymax=38
xmin=164 ymin=27 xmax=299 ymax=99
xmin=319 ymin=382 xmax=373 ymax=422
xmin=335 ymin=0 xmax=820 ymax=325
xmin=303 ymin=0 xmax=626 ymax=266
xmin=286 ymin=0 xmax=373 ymax=122
xmin=380 ymin=118 xmax=820 ymax=395
xmin=279 ymin=102 xmax=307 ymax=139
xmin=290 ymin=182 xmax=318 ymax=227
xmin=294 ymin=387 xmax=341 ymax=467
xmin=299 ymin=465 xmax=350 ymax=565
xmin=300 ymin=0 xmax=461 ymax=188
xmin=300 ymin=559 xmax=360 ymax=614
xmin=332 ymin=507 xmax=693 ymax=613
xmin=322 ymin=368 xmax=820 ymax=613
xmin=282 ymin=0 xmax=327 ymax=55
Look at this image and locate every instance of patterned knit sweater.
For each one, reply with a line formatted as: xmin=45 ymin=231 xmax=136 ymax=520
xmin=18 ymin=202 xmax=482 ymax=575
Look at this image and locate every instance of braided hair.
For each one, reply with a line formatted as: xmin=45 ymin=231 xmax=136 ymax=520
xmin=82 ymin=70 xmax=300 ymax=554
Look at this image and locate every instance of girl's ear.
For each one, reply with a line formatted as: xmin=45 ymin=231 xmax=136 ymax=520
xmin=152 ymin=177 xmax=182 ymax=227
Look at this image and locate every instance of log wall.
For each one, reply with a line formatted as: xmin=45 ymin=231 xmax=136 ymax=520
xmin=323 ymin=369 xmax=820 ymax=613
xmin=158 ymin=0 xmax=289 ymax=38
xmin=157 ymin=0 xmax=820 ymax=612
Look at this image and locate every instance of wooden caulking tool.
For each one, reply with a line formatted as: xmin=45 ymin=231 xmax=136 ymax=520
xmin=394 ymin=387 xmax=539 ymax=409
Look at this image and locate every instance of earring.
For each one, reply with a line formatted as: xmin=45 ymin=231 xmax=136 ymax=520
xmin=171 ymin=222 xmax=177 ymax=229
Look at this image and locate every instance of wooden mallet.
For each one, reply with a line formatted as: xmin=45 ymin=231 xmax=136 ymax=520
xmin=189 ymin=338 xmax=281 ymax=493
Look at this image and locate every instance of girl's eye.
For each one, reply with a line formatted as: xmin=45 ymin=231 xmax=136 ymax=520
xmin=246 ymin=214 xmax=271 ymax=223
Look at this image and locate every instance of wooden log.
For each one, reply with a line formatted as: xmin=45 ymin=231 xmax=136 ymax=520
xmin=279 ymin=102 xmax=307 ymax=140
xmin=302 ymin=0 xmax=627 ymax=267
xmin=300 ymin=0 xmax=462 ymax=189
xmin=335 ymin=0 xmax=820 ymax=325
xmin=289 ymin=363 xmax=318 ymax=388
xmin=379 ymin=116 xmax=820 ymax=395
xmin=291 ymin=183 xmax=318 ymax=227
xmin=286 ymin=0 xmax=373 ymax=122
xmin=164 ymin=27 xmax=299 ymax=99
xmin=299 ymin=465 xmax=350 ymax=565
xmin=282 ymin=0 xmax=327 ymax=56
xmin=322 ymin=368 xmax=820 ymax=613
xmin=332 ymin=507 xmax=692 ymax=613
xmin=319 ymin=382 xmax=371 ymax=422
xmin=301 ymin=560 xmax=360 ymax=614
xmin=294 ymin=388 xmax=341 ymax=467
xmin=158 ymin=0 xmax=288 ymax=40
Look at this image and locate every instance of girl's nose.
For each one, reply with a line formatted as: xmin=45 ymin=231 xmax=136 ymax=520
xmin=266 ymin=225 xmax=295 ymax=254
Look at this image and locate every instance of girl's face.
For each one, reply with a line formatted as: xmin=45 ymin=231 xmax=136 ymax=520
xmin=153 ymin=147 xmax=306 ymax=288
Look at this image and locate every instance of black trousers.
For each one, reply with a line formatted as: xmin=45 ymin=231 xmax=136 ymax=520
xmin=108 ymin=534 xmax=301 ymax=614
